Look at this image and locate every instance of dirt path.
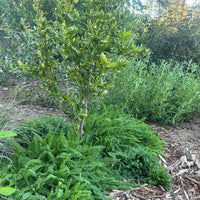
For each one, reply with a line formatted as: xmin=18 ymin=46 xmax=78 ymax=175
xmin=1 ymin=86 xmax=200 ymax=200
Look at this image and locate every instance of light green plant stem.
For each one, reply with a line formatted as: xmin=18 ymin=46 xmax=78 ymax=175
xmin=0 ymin=155 xmax=13 ymax=163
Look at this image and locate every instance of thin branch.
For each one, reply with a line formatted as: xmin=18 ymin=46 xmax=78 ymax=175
xmin=0 ymin=155 xmax=13 ymax=164
xmin=79 ymin=72 xmax=91 ymax=140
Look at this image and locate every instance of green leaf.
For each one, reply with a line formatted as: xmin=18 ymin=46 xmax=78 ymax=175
xmin=81 ymin=113 xmax=88 ymax=118
xmin=0 ymin=131 xmax=17 ymax=138
xmin=82 ymin=3 xmax=88 ymax=7
xmin=21 ymin=192 xmax=32 ymax=200
xmin=67 ymin=13 xmax=73 ymax=21
xmin=0 ymin=186 xmax=16 ymax=196
xmin=100 ymin=52 xmax=108 ymax=66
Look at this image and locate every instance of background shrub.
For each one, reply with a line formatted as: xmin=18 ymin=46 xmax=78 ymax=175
xmin=104 ymin=59 xmax=200 ymax=124
xmin=0 ymin=0 xmax=56 ymax=30
xmin=135 ymin=15 xmax=200 ymax=64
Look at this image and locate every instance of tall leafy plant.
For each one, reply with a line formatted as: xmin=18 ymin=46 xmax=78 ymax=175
xmin=16 ymin=0 xmax=146 ymax=139
xmin=104 ymin=59 xmax=200 ymax=124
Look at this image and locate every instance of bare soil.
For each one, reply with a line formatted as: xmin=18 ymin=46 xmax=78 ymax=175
xmin=0 ymin=85 xmax=200 ymax=200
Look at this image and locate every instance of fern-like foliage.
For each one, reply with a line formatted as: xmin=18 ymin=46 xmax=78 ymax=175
xmin=0 ymin=128 xmax=131 ymax=200
xmin=83 ymin=105 xmax=171 ymax=189
xmin=13 ymin=115 xmax=70 ymax=146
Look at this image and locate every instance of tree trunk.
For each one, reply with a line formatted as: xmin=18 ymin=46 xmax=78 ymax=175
xmin=79 ymin=73 xmax=91 ymax=140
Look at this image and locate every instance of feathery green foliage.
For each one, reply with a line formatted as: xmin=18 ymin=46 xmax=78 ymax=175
xmin=0 ymin=127 xmax=132 ymax=200
xmin=14 ymin=115 xmax=70 ymax=142
xmin=83 ymin=105 xmax=171 ymax=189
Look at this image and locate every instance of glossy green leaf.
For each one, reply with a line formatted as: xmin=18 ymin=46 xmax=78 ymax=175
xmin=0 ymin=131 xmax=17 ymax=138
xmin=0 ymin=186 xmax=16 ymax=196
xmin=100 ymin=52 xmax=108 ymax=65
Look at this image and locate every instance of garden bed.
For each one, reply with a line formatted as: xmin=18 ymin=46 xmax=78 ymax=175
xmin=0 ymin=85 xmax=200 ymax=199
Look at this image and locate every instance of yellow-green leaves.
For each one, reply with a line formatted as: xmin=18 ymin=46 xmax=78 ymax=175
xmin=81 ymin=113 xmax=88 ymax=118
xmin=119 ymin=29 xmax=132 ymax=41
xmin=0 ymin=131 xmax=17 ymax=138
xmin=107 ymin=62 xmax=118 ymax=69
xmin=100 ymin=52 xmax=108 ymax=66
xmin=17 ymin=60 xmax=23 ymax=67
xmin=37 ymin=51 xmax=42 ymax=57
xmin=82 ymin=3 xmax=89 ymax=7
xmin=0 ymin=187 xmax=16 ymax=196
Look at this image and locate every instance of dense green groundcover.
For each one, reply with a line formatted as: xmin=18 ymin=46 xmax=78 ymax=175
xmin=0 ymin=109 xmax=171 ymax=199
xmin=13 ymin=115 xmax=71 ymax=144
xmin=0 ymin=130 xmax=131 ymax=200
xmin=83 ymin=105 xmax=171 ymax=187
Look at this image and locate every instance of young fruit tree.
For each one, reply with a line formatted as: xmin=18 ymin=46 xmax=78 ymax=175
xmin=17 ymin=0 xmax=147 ymax=139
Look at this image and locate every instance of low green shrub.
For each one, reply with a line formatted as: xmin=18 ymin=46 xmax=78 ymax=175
xmin=14 ymin=115 xmax=70 ymax=143
xmin=0 ymin=129 xmax=131 ymax=200
xmin=104 ymin=60 xmax=200 ymax=124
xmin=83 ymin=105 xmax=171 ymax=189
xmin=0 ymin=108 xmax=171 ymax=200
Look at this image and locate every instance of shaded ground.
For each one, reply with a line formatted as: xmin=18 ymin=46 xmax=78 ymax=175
xmin=0 ymin=85 xmax=200 ymax=200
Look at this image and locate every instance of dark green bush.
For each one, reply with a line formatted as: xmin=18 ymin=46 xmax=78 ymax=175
xmin=104 ymin=59 xmax=200 ymax=124
xmin=14 ymin=115 xmax=70 ymax=142
xmin=0 ymin=108 xmax=171 ymax=200
xmin=83 ymin=105 xmax=171 ymax=189
xmin=136 ymin=16 xmax=200 ymax=64
xmin=0 ymin=0 xmax=56 ymax=30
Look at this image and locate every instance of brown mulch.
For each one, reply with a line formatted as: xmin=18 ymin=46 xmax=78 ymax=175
xmin=105 ymin=118 xmax=200 ymax=200
xmin=0 ymin=85 xmax=200 ymax=200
